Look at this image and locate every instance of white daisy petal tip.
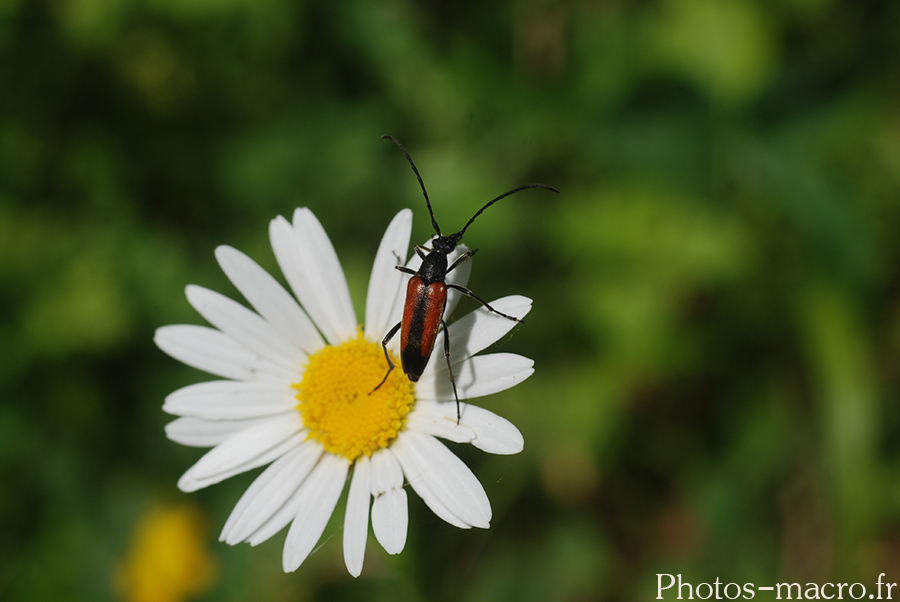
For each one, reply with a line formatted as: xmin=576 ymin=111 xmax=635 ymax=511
xmin=504 ymin=295 xmax=533 ymax=321
xmin=418 ymin=353 xmax=535 ymax=402
xmin=273 ymin=206 xmax=357 ymax=345
xmin=219 ymin=442 xmax=323 ymax=546
xmin=282 ymin=455 xmax=349 ymax=573
xmin=183 ymin=283 xmax=200 ymax=300
xmin=364 ymin=209 xmax=414 ymax=340
xmin=410 ymin=400 xmax=523 ymax=455
xmin=213 ymin=244 xmax=235 ymax=261
xmin=343 ymin=457 xmax=372 ymax=578
xmin=371 ymin=490 xmax=408 ymax=554
xmin=462 ymin=405 xmax=525 ymax=455
xmin=369 ymin=450 xmax=408 ymax=555
xmin=175 ymin=415 xmax=304 ymax=493
xmin=391 ymin=432 xmax=492 ymax=529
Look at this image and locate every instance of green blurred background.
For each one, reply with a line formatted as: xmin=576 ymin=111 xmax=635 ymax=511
xmin=3 ymin=0 xmax=900 ymax=600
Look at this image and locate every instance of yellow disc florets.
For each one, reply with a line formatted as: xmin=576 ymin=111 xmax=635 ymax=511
xmin=294 ymin=331 xmax=415 ymax=462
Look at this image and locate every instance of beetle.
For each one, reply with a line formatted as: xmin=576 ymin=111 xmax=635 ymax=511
xmin=372 ymin=135 xmax=558 ymax=421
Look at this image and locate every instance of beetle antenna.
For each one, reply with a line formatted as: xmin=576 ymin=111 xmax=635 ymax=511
xmin=452 ymin=183 xmax=559 ymax=243
xmin=383 ymin=135 xmax=442 ymax=236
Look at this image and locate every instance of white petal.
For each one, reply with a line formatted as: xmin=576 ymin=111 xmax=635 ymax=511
xmin=220 ymin=441 xmax=323 ymax=545
xmin=410 ymin=402 xmax=523 ymax=455
xmin=270 ymin=210 xmax=356 ymax=346
xmin=165 ymin=415 xmax=282 ymax=448
xmin=185 ymin=285 xmax=304 ymax=372
xmin=413 ymin=485 xmax=469 ymax=528
xmin=405 ymin=401 xmax=476 ymax=444
xmin=416 ymin=353 xmax=534 ymax=402
xmin=391 ymin=432 xmax=491 ymax=529
xmin=369 ymin=449 xmax=407 ymax=554
xmin=461 ymin=405 xmax=524 ymax=455
xmin=154 ymin=325 xmax=296 ymax=383
xmin=163 ymin=381 xmax=297 ymax=420
xmin=364 ymin=210 xmax=412 ymax=341
xmin=291 ymin=208 xmax=358 ymax=338
xmin=282 ymin=454 xmax=350 ymax=572
xmin=445 ymin=295 xmax=532 ymax=363
xmin=390 ymin=455 xmax=469 ymax=528
xmin=343 ymin=457 xmax=371 ymax=577
xmin=215 ymin=245 xmax=325 ymax=354
xmin=245 ymin=484 xmax=307 ymax=546
xmin=177 ymin=414 xmax=304 ymax=492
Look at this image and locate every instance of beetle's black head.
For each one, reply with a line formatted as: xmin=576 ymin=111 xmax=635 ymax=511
xmin=432 ymin=235 xmax=456 ymax=255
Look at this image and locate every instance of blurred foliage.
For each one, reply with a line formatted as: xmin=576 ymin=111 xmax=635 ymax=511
xmin=2 ymin=0 xmax=900 ymax=600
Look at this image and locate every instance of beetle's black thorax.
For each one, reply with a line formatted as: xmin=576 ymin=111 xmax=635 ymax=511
xmin=418 ymin=249 xmax=449 ymax=284
xmin=418 ymin=235 xmax=458 ymax=284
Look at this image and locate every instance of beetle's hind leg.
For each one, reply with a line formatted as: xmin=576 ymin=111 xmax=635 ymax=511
xmin=446 ymin=283 xmax=523 ymax=323
xmin=441 ymin=319 xmax=462 ymax=424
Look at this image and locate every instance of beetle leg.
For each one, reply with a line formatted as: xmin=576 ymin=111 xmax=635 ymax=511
xmin=370 ymin=321 xmax=402 ymax=394
xmin=446 ymin=248 xmax=479 ymax=274
xmin=446 ymin=283 xmax=523 ymax=323
xmin=442 ymin=319 xmax=461 ymax=424
xmin=395 ymin=245 xmax=426 ymax=276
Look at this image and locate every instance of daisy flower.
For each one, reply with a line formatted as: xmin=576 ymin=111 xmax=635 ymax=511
xmin=154 ymin=207 xmax=533 ymax=576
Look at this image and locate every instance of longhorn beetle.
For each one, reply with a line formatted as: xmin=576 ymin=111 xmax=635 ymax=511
xmin=372 ymin=135 xmax=558 ymax=422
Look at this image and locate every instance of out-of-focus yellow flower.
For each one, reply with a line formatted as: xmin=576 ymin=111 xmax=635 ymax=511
xmin=116 ymin=504 xmax=216 ymax=602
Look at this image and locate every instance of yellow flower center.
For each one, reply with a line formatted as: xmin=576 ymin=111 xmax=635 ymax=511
xmin=294 ymin=331 xmax=415 ymax=462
